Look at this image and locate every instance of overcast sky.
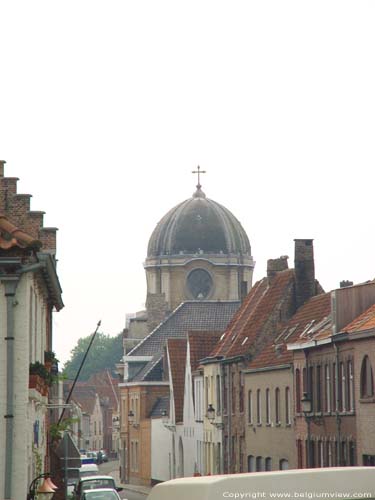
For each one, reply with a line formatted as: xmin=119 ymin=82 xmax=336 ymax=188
xmin=1 ymin=1 xmax=374 ymax=364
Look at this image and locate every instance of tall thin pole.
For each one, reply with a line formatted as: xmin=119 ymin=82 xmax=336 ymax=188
xmin=58 ymin=320 xmax=101 ymax=425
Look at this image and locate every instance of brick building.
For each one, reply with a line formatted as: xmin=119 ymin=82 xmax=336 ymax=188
xmin=0 ymin=160 xmax=63 ymax=499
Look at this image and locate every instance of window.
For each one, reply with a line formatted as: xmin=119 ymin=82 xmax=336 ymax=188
xmin=285 ymin=387 xmax=291 ymax=425
xmin=216 ymin=375 xmax=221 ymax=414
xmin=332 ymin=363 xmax=337 ymax=411
xmin=348 ymin=361 xmax=354 ymax=411
xmin=256 ymin=389 xmax=261 ymax=424
xmin=256 ymin=456 xmax=263 ymax=471
xmin=265 ymin=457 xmax=272 ymax=471
xmin=231 ymin=372 xmax=236 ymax=413
xmin=309 ymin=366 xmax=314 ymax=411
xmin=340 ymin=362 xmax=346 ymax=411
xmin=275 ymin=388 xmax=280 ymax=425
xmin=248 ymin=390 xmax=253 ymax=424
xmin=223 ymin=369 xmax=228 ymax=413
xmin=360 ymin=356 xmax=374 ymax=398
xmin=266 ymin=389 xmax=270 ymax=424
xmin=247 ymin=455 xmax=255 ymax=472
xmin=239 ymin=373 xmax=244 ymax=413
xmin=295 ymin=369 xmax=301 ymax=413
xmin=324 ymin=364 xmax=331 ymax=412
xmin=316 ymin=365 xmax=322 ymax=412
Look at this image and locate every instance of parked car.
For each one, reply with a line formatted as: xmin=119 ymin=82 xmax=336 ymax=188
xmin=72 ymin=475 xmax=123 ymax=499
xmin=79 ymin=463 xmax=99 ymax=477
xmin=81 ymin=488 xmax=121 ymax=499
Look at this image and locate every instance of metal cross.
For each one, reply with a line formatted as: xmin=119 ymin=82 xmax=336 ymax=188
xmin=192 ymin=165 xmax=206 ymax=188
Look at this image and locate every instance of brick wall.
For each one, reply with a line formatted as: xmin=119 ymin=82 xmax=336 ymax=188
xmin=0 ymin=160 xmax=57 ymax=254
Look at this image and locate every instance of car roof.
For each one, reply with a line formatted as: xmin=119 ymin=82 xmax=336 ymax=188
xmin=79 ymin=475 xmax=114 ymax=481
xmin=82 ymin=488 xmax=120 ymax=498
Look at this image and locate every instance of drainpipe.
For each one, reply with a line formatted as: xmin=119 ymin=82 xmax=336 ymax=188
xmin=2 ymin=276 xmax=20 ymax=500
xmin=334 ymin=342 xmax=341 ymax=466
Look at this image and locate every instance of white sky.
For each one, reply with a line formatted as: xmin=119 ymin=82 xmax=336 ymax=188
xmin=1 ymin=1 xmax=374 ymax=364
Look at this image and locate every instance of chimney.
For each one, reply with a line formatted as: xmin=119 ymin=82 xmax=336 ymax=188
xmin=340 ymin=280 xmax=353 ymax=288
xmin=294 ymin=239 xmax=316 ymax=309
xmin=267 ymin=256 xmax=289 ymax=282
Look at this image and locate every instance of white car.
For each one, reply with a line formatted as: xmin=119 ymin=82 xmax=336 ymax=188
xmin=81 ymin=488 xmax=122 ymax=499
xmin=73 ymin=475 xmax=123 ymax=499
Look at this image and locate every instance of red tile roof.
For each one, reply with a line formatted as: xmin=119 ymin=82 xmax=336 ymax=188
xmin=167 ymin=338 xmax=187 ymax=423
xmin=250 ymin=292 xmax=332 ymax=369
xmin=210 ymin=270 xmax=295 ymax=359
xmin=0 ymin=214 xmax=41 ymax=250
xmin=342 ymin=303 xmax=375 ymax=334
xmin=188 ymin=331 xmax=222 ymax=371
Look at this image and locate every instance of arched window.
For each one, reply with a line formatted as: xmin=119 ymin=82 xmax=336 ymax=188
xmin=248 ymin=390 xmax=253 ymax=424
xmin=295 ymin=369 xmax=301 ymax=413
xmin=256 ymin=389 xmax=261 ymax=424
xmin=360 ymin=356 xmax=374 ymax=398
xmin=265 ymin=457 xmax=272 ymax=471
xmin=275 ymin=388 xmax=280 ymax=424
xmin=247 ymin=455 xmax=255 ymax=472
xmin=266 ymin=388 xmax=270 ymax=424
xmin=285 ymin=387 xmax=291 ymax=425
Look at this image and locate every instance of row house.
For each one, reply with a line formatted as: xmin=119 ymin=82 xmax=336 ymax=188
xmin=118 ymin=300 xmax=239 ymax=485
xmin=201 ymin=239 xmax=322 ymax=474
xmin=0 ymin=160 xmax=63 ymax=500
xmin=155 ymin=331 xmax=222 ymax=482
xmin=288 ymin=281 xmax=375 ymax=468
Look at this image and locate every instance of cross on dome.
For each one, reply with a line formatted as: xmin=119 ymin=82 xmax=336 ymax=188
xmin=192 ymin=165 xmax=206 ymax=190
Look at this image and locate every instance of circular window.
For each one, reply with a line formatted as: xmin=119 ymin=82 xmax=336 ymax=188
xmin=187 ymin=269 xmax=213 ymax=299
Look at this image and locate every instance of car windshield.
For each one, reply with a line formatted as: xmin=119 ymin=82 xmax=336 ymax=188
xmin=83 ymin=491 xmax=118 ymax=499
xmin=82 ymin=479 xmax=115 ymax=490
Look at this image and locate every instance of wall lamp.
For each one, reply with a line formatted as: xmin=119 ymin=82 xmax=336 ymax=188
xmin=27 ymin=472 xmax=57 ymax=500
xmin=206 ymin=404 xmax=224 ymax=429
xmin=161 ymin=409 xmax=175 ymax=431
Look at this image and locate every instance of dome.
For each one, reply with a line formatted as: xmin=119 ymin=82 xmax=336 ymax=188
xmin=147 ymin=186 xmax=251 ymax=257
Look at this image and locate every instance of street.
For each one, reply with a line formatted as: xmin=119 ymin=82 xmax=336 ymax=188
xmin=98 ymin=460 xmax=150 ymax=500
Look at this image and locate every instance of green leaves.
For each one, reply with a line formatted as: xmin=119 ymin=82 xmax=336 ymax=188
xmin=62 ymin=332 xmax=123 ymax=381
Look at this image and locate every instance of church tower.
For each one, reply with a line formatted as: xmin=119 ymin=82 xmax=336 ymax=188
xmin=144 ymin=167 xmax=254 ymax=331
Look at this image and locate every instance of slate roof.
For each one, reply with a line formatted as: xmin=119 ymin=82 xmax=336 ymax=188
xmin=249 ymin=292 xmax=332 ymax=369
xmin=0 ymin=214 xmax=41 ymax=250
xmin=167 ymin=338 xmax=187 ymax=423
xmin=147 ymin=187 xmax=251 ymax=257
xmin=129 ymin=301 xmax=240 ymax=357
xmin=150 ymin=395 xmax=170 ymax=418
xmin=132 ymin=352 xmax=164 ymax=382
xmin=342 ymin=303 xmax=375 ymax=334
xmin=210 ymin=270 xmax=295 ymax=360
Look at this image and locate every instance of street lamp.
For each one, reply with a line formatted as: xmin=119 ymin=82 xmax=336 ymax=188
xmin=128 ymin=410 xmax=135 ymax=425
xmin=27 ymin=473 xmax=56 ymax=500
xmin=206 ymin=404 xmax=224 ymax=429
xmin=207 ymin=404 xmax=215 ymax=422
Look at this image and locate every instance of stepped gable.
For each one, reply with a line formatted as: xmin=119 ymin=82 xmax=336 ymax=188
xmin=0 ymin=160 xmax=57 ymax=254
xmin=188 ymin=331 xmax=222 ymax=371
xmin=249 ymin=292 xmax=332 ymax=370
xmin=0 ymin=215 xmax=41 ymax=250
xmin=211 ymin=270 xmax=295 ymax=360
xmin=167 ymin=338 xmax=187 ymax=423
xmin=129 ymin=300 xmax=240 ymax=357
xmin=342 ymin=303 xmax=375 ymax=334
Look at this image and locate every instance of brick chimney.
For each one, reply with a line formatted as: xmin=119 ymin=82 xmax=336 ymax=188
xmin=267 ymin=255 xmax=289 ymax=282
xmin=294 ymin=239 xmax=316 ymax=309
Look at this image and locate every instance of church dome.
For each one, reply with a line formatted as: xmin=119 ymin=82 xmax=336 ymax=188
xmin=147 ymin=185 xmax=251 ymax=258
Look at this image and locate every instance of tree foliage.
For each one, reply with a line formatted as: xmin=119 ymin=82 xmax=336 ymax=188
xmin=62 ymin=332 xmax=123 ymax=381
